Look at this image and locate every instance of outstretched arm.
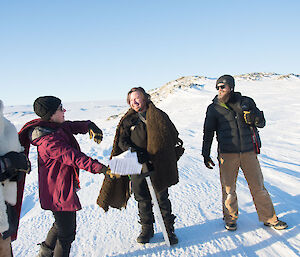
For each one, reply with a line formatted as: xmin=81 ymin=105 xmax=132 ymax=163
xmin=41 ymin=134 xmax=107 ymax=174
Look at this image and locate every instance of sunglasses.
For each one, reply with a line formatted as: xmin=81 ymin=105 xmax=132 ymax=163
xmin=216 ymin=85 xmax=226 ymax=90
xmin=57 ymin=104 xmax=64 ymax=111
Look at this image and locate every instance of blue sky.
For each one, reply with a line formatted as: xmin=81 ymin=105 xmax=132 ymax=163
xmin=1 ymin=0 xmax=299 ymax=106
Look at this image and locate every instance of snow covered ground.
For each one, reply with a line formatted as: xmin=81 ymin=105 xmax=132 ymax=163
xmin=4 ymin=75 xmax=300 ymax=256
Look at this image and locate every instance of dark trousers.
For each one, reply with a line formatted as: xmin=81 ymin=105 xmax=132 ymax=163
xmin=44 ymin=211 xmax=76 ymax=257
xmin=131 ymin=175 xmax=174 ymax=225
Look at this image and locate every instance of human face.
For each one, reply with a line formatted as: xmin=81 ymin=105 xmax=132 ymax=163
xmin=217 ymin=83 xmax=231 ymax=100
xmin=49 ymin=104 xmax=66 ymax=123
xmin=129 ymin=91 xmax=147 ymax=113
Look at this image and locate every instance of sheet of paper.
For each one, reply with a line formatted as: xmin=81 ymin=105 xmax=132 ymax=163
xmin=108 ymin=150 xmax=142 ymax=175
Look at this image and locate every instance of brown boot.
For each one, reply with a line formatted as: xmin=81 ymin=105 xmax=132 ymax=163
xmin=37 ymin=242 xmax=54 ymax=257
xmin=264 ymin=220 xmax=288 ymax=230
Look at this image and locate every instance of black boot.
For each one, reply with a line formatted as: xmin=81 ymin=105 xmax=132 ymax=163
xmin=166 ymin=225 xmax=178 ymax=245
xmin=37 ymin=242 xmax=54 ymax=257
xmin=137 ymin=224 xmax=154 ymax=244
xmin=165 ymin=215 xmax=178 ymax=245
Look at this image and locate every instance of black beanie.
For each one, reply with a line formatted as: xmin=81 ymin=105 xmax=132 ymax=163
xmin=216 ymin=75 xmax=235 ymax=91
xmin=33 ymin=96 xmax=61 ymax=121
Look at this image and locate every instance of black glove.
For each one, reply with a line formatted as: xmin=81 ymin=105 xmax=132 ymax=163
xmin=88 ymin=122 xmax=103 ymax=144
xmin=243 ymin=111 xmax=255 ymax=125
xmin=0 ymin=152 xmax=31 ymax=181
xmin=130 ymin=147 xmax=149 ymax=164
xmin=0 ymin=157 xmax=16 ymax=181
xmin=204 ymin=156 xmax=215 ymax=169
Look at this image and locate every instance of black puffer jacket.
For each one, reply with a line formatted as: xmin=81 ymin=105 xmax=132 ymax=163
xmin=202 ymin=92 xmax=265 ymax=157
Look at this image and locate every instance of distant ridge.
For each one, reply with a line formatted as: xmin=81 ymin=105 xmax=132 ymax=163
xmin=108 ymin=72 xmax=299 ymax=119
xmin=148 ymin=72 xmax=300 ymax=103
xmin=235 ymin=72 xmax=300 ymax=80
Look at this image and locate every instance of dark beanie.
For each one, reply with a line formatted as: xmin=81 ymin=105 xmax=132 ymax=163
xmin=216 ymin=75 xmax=235 ymax=90
xmin=33 ymin=96 xmax=61 ymax=121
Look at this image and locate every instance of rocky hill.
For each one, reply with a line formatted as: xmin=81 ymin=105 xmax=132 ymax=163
xmin=234 ymin=72 xmax=300 ymax=81
xmin=148 ymin=72 xmax=300 ymax=104
xmin=108 ymin=72 xmax=299 ymax=119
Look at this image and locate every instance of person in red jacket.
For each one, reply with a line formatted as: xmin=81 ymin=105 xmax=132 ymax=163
xmin=19 ymin=96 xmax=108 ymax=257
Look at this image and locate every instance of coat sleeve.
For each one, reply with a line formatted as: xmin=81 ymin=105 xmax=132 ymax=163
xmin=40 ymin=134 xmax=104 ymax=173
xmin=118 ymin=121 xmax=133 ymax=152
xmin=202 ymin=105 xmax=217 ymax=157
xmin=161 ymin=110 xmax=179 ymax=141
xmin=242 ymin=97 xmax=266 ymax=128
xmin=63 ymin=121 xmax=91 ymax=135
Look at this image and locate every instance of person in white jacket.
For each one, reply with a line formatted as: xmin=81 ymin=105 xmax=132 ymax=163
xmin=0 ymin=100 xmax=30 ymax=257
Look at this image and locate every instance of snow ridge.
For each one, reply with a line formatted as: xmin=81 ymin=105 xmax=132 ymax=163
xmin=149 ymin=72 xmax=300 ymax=104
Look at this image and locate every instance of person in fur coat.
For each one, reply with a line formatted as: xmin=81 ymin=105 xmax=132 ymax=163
xmin=97 ymin=87 xmax=184 ymax=245
xmin=18 ymin=96 xmax=108 ymax=257
xmin=0 ymin=100 xmax=30 ymax=257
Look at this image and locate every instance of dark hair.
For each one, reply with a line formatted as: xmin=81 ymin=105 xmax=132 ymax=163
xmin=126 ymin=87 xmax=151 ymax=105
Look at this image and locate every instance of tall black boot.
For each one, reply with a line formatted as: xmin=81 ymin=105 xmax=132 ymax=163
xmin=166 ymin=224 xmax=178 ymax=245
xmin=37 ymin=242 xmax=54 ymax=257
xmin=137 ymin=223 xmax=154 ymax=244
xmin=164 ymin=215 xmax=178 ymax=245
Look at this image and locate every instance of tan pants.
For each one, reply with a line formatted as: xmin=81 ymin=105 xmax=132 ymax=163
xmin=219 ymin=151 xmax=277 ymax=224
xmin=0 ymin=235 xmax=12 ymax=257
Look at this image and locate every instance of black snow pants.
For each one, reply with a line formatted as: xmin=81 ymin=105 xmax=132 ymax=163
xmin=44 ymin=211 xmax=76 ymax=257
xmin=131 ymin=174 xmax=174 ymax=225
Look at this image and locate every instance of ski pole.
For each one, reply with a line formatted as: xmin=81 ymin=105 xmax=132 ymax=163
xmin=145 ymin=176 xmax=171 ymax=247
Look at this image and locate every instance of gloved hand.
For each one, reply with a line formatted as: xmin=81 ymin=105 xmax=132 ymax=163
xmin=137 ymin=150 xmax=149 ymax=164
xmin=105 ymin=167 xmax=121 ymax=180
xmin=130 ymin=147 xmax=149 ymax=164
xmin=203 ymin=156 xmax=215 ymax=169
xmin=88 ymin=122 xmax=103 ymax=144
xmin=0 ymin=157 xmax=17 ymax=181
xmin=0 ymin=152 xmax=31 ymax=181
xmin=94 ymin=165 xmax=118 ymax=180
xmin=243 ymin=111 xmax=255 ymax=125
xmin=95 ymin=164 xmax=109 ymax=174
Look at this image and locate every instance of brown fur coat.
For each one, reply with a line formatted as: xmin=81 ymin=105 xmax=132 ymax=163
xmin=97 ymin=102 xmax=180 ymax=211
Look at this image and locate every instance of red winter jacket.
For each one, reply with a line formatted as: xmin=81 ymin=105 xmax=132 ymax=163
xmin=19 ymin=119 xmax=105 ymax=211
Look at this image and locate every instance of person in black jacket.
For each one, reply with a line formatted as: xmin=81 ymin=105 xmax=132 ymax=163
xmin=202 ymin=75 xmax=287 ymax=231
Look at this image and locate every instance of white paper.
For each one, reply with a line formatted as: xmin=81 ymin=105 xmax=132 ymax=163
xmin=108 ymin=150 xmax=142 ymax=175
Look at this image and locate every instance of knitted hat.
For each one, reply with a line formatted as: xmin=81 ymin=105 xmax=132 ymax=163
xmin=33 ymin=96 xmax=61 ymax=121
xmin=216 ymin=75 xmax=235 ymax=91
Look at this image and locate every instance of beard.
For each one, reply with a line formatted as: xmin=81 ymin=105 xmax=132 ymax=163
xmin=218 ymin=91 xmax=231 ymax=103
